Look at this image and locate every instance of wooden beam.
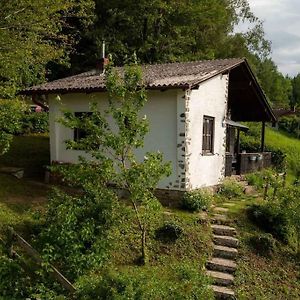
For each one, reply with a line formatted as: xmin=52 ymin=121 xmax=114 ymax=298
xmin=10 ymin=229 xmax=76 ymax=293
xmin=236 ymin=129 xmax=241 ymax=154
xmin=261 ymin=121 xmax=266 ymax=152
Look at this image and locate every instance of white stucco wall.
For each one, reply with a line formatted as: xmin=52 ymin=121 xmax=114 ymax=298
xmin=48 ymin=90 xmax=184 ymax=189
xmin=186 ymin=74 xmax=229 ymax=189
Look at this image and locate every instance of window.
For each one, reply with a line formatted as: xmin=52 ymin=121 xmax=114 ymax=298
xmin=202 ymin=116 xmax=214 ymax=154
xmin=74 ymin=112 xmax=92 ymax=142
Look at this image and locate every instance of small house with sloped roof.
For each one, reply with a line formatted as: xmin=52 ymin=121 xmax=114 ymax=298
xmin=21 ymin=58 xmax=276 ymax=196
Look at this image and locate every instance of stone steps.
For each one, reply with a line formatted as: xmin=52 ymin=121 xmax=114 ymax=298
xmin=211 ymin=214 xmax=231 ymax=225
xmin=213 ymin=235 xmax=239 ymax=248
xmin=206 ymin=270 xmax=234 ymax=286
xmin=207 ymin=204 xmax=239 ymax=299
xmin=211 ymin=285 xmax=235 ymax=299
xmin=206 ymin=257 xmax=237 ymax=274
xmin=211 ymin=224 xmax=236 ymax=237
xmin=213 ymin=244 xmax=238 ymax=260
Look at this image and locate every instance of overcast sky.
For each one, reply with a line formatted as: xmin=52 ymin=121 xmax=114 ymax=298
xmin=246 ymin=0 xmax=300 ymax=76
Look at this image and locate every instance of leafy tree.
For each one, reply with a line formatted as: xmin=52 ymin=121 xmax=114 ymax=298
xmin=291 ymin=73 xmax=300 ymax=108
xmin=0 ymin=99 xmax=25 ymax=155
xmin=255 ymin=58 xmax=292 ymax=108
xmin=69 ymin=0 xmax=270 ymax=70
xmin=41 ymin=60 xmax=170 ymax=271
xmin=0 ymin=0 xmax=95 ymax=98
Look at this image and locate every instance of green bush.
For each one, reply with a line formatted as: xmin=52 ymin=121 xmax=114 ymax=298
xmin=218 ymin=178 xmax=244 ymax=199
xmin=247 ymin=204 xmax=289 ymax=243
xmin=0 ymin=255 xmax=30 ymax=299
xmin=155 ymin=221 xmax=183 ymax=243
xmin=20 ymin=111 xmax=49 ymax=134
xmin=182 ymin=189 xmax=212 ymax=212
xmin=248 ymin=233 xmax=276 ymax=256
xmin=75 ymin=262 xmax=213 ymax=299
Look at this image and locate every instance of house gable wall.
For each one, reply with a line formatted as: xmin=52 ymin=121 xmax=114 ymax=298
xmin=186 ymin=74 xmax=229 ymax=189
xmin=48 ymin=89 xmax=185 ymax=190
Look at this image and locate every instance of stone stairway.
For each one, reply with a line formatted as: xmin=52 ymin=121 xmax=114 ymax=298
xmin=206 ymin=206 xmax=238 ymax=299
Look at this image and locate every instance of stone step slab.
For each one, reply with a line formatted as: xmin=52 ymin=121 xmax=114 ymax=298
xmin=213 ymin=245 xmax=238 ymax=259
xmin=214 ymin=207 xmax=229 ymax=213
xmin=206 ymin=270 xmax=234 ymax=286
xmin=211 ymin=214 xmax=231 ymax=225
xmin=223 ymin=202 xmax=235 ymax=207
xmin=206 ymin=257 xmax=237 ymax=274
xmin=212 ymin=285 xmax=235 ymax=299
xmin=213 ymin=235 xmax=239 ymax=248
xmin=211 ymin=224 xmax=236 ymax=237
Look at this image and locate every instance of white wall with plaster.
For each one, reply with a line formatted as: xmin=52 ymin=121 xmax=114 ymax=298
xmin=186 ymin=74 xmax=228 ymax=189
xmin=48 ymin=90 xmax=182 ymax=189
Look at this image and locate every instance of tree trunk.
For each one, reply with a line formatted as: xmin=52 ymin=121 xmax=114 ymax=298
xmin=141 ymin=227 xmax=148 ymax=265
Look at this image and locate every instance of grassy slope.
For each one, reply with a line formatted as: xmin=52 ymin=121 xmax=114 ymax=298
xmin=0 ymin=134 xmax=50 ymax=179
xmin=217 ymin=194 xmax=300 ymax=299
xmin=0 ymin=136 xmax=214 ymax=299
xmin=266 ymin=127 xmax=300 ymax=180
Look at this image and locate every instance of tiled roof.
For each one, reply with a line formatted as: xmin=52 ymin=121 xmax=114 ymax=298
xmin=21 ymin=58 xmax=244 ymax=95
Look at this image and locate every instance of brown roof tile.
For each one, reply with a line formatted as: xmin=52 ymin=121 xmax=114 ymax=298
xmin=21 ymin=58 xmax=244 ymax=95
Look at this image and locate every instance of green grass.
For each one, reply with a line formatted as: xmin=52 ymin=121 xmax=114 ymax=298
xmin=0 ymin=134 xmax=50 ymax=179
xmin=266 ymin=127 xmax=300 ymax=179
xmin=215 ymin=191 xmax=300 ymax=299
xmin=0 ymin=174 xmax=48 ymax=239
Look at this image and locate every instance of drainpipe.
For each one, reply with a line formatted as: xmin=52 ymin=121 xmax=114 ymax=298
xmin=260 ymin=121 xmax=266 ymax=152
xmin=32 ymin=94 xmax=49 ymax=111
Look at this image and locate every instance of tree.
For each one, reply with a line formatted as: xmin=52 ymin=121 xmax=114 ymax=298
xmin=255 ymin=58 xmax=292 ymax=108
xmin=0 ymin=0 xmax=95 ymax=98
xmin=0 ymin=99 xmax=25 ymax=155
xmin=291 ymin=73 xmax=300 ymax=108
xmin=42 ymin=60 xmax=170 ymax=271
xmin=68 ymin=0 xmax=270 ymax=70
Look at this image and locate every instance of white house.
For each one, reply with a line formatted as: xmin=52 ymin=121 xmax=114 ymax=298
xmin=22 ymin=58 xmax=276 ymax=197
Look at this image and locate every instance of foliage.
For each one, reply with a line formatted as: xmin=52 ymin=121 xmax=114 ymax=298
xmin=0 ymin=0 xmax=95 ymax=98
xmin=0 ymin=255 xmax=31 ymax=299
xmin=155 ymin=221 xmax=183 ymax=243
xmin=291 ymin=73 xmax=300 ymax=108
xmin=255 ymin=58 xmax=292 ymax=108
xmin=21 ymin=111 xmax=49 ymax=134
xmin=0 ymin=99 xmax=26 ymax=155
xmin=278 ymin=115 xmax=300 ymax=138
xmin=182 ymin=189 xmax=212 ymax=212
xmin=42 ymin=61 xmax=171 ymax=271
xmin=39 ymin=187 xmax=119 ymax=279
xmin=218 ymin=178 xmax=244 ymax=199
xmin=247 ymin=204 xmax=289 ymax=243
xmin=75 ymin=262 xmax=213 ymax=299
xmin=248 ymin=233 xmax=276 ymax=256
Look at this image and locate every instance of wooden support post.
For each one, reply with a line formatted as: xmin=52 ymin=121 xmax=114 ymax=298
xmin=261 ymin=121 xmax=266 ymax=152
xmin=236 ymin=129 xmax=241 ymax=154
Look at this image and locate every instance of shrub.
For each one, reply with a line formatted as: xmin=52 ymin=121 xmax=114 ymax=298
xmin=0 ymin=255 xmax=30 ymax=299
xmin=248 ymin=233 xmax=276 ymax=256
xmin=155 ymin=222 xmax=183 ymax=243
xmin=218 ymin=178 xmax=244 ymax=199
xmin=182 ymin=189 xmax=212 ymax=212
xmin=247 ymin=204 xmax=290 ymax=243
xmin=21 ymin=111 xmax=49 ymax=134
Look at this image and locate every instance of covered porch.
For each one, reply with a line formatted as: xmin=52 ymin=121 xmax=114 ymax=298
xmin=224 ymin=61 xmax=276 ymax=176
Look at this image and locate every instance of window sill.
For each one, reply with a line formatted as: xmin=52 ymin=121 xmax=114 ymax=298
xmin=202 ymin=152 xmax=215 ymax=156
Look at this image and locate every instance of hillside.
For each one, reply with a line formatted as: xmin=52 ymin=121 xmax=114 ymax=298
xmin=265 ymin=127 xmax=300 ymax=179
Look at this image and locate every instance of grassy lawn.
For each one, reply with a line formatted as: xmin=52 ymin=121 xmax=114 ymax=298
xmin=0 ymin=134 xmax=50 ymax=179
xmin=216 ymin=193 xmax=300 ymax=299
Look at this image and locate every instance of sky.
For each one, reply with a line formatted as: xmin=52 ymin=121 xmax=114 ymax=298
xmin=246 ymin=0 xmax=300 ymax=76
